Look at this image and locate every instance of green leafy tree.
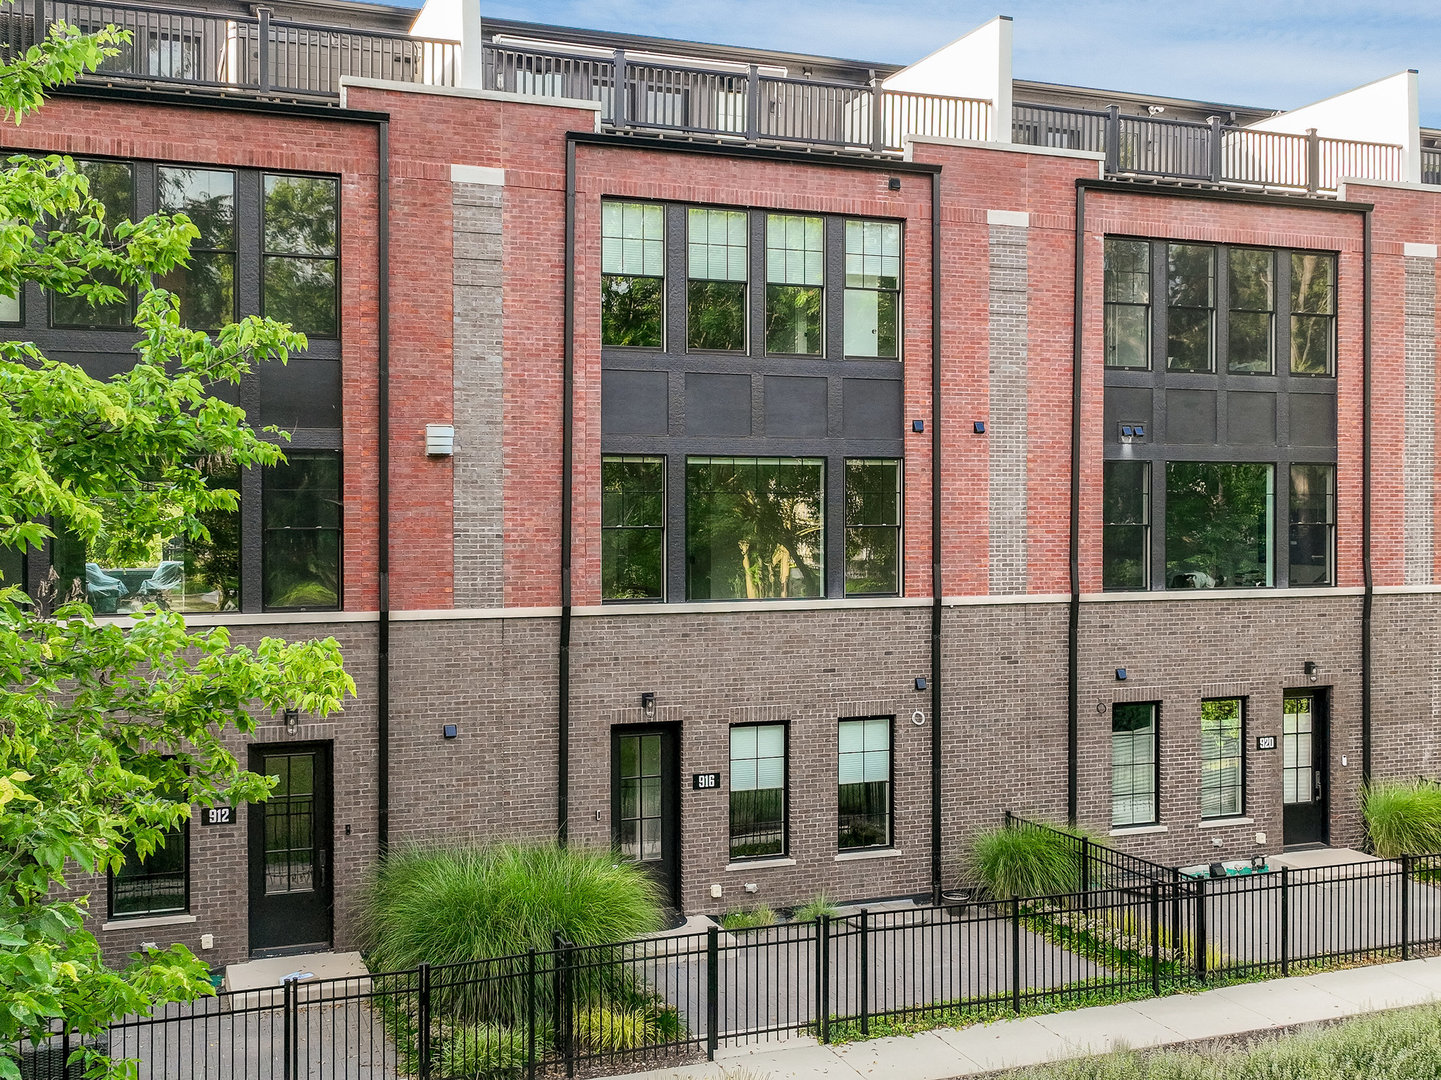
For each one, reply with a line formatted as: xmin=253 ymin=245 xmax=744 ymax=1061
xmin=0 ymin=25 xmax=354 ymax=1079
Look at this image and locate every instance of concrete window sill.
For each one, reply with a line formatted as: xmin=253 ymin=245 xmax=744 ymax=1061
xmin=835 ymin=848 xmax=903 ymax=862
xmin=726 ymin=857 xmax=796 ymax=872
xmin=102 ymin=913 xmax=198 ymax=932
xmin=1108 ymin=824 xmax=1169 ymax=838
xmin=1197 ymin=817 xmax=1255 ymax=829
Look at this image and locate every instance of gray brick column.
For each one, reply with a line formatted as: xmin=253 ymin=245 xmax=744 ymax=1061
xmin=1404 ymin=254 xmax=1435 ymax=585
xmin=452 ymin=168 xmax=505 ymax=607
xmin=987 ymin=217 xmax=1029 ymax=595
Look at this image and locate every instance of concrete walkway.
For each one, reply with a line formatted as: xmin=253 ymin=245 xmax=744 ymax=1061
xmin=615 ymin=955 xmax=1441 ymax=1080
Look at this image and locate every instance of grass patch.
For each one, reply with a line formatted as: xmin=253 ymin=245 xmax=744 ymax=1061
xmin=996 ymin=1001 xmax=1441 ymax=1079
xmin=967 ymin=823 xmax=1089 ymax=899
xmin=722 ymin=905 xmax=777 ymax=930
xmin=1362 ymin=781 xmax=1441 ymax=857
xmin=792 ymin=894 xmax=840 ymax=922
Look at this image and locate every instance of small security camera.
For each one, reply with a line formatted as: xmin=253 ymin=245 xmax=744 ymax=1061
xmin=1147 ymin=105 xmax=1165 ymax=116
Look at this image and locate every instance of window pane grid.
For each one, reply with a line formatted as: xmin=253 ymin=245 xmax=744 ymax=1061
xmin=844 ymin=219 xmax=901 ymax=358
xmin=1104 ymin=238 xmax=1151 ymax=369
xmin=1165 ymin=462 xmax=1274 ymax=589
xmin=263 ymin=451 xmax=342 ymax=611
xmin=1290 ymin=253 xmax=1336 ymax=376
xmin=263 ymin=174 xmax=339 ymax=338
xmin=602 ymin=456 xmax=665 ymax=600
xmin=1112 ymin=702 xmax=1158 ymax=827
xmin=845 ymin=459 xmax=900 ymax=596
xmin=730 ymin=723 xmax=785 ymax=859
xmin=52 ymin=160 xmax=136 ymax=328
xmin=1166 ymin=243 xmax=1215 ymax=373
xmin=1103 ymin=461 xmax=1149 ymax=591
xmin=1200 ymin=698 xmax=1243 ymax=819
xmin=1228 ymin=248 xmax=1274 ymax=374
xmin=838 ymin=717 xmax=891 ymax=850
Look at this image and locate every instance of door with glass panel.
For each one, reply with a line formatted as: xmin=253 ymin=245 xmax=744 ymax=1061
xmin=248 ymin=743 xmax=333 ymax=955
xmin=611 ymin=726 xmax=680 ymax=907
xmin=1282 ymin=692 xmax=1328 ymax=847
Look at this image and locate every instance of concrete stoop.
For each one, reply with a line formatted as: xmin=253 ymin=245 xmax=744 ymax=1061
xmin=222 ymin=950 xmax=371 ymax=1008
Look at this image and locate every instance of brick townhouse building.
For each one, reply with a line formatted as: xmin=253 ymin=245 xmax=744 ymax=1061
xmin=8 ymin=0 xmax=1441 ymax=966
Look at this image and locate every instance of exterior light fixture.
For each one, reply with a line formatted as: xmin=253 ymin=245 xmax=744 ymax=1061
xmin=912 ymin=419 xmax=925 ymax=433
xmin=973 ymin=421 xmax=986 ymax=434
xmin=1304 ymin=661 xmax=1319 ymax=683
xmin=887 ymin=177 xmax=901 ymax=191
xmin=283 ymin=708 xmax=299 ymax=732
xmin=1115 ymin=668 xmax=1128 ymax=681
xmin=641 ymin=692 xmax=656 ymax=715
xmin=914 ymin=677 xmax=927 ymax=691
xmin=443 ymin=724 xmax=459 ymax=739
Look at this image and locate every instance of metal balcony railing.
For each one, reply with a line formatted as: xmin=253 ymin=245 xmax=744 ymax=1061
xmin=1014 ymin=101 xmax=1406 ymax=195
xmin=481 ymin=42 xmax=992 ymax=152
xmin=5 ymin=0 xmax=458 ymax=99
xmin=1423 ymin=147 xmax=1441 ymax=186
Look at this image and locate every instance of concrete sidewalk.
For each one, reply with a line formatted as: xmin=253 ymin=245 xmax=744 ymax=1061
xmin=617 ymin=956 xmax=1441 ymax=1080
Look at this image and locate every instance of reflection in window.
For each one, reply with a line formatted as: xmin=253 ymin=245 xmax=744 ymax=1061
xmin=685 ymin=457 xmax=823 ymax=600
xmin=51 ymin=463 xmax=241 ymax=615
xmin=158 ymin=167 xmax=235 ymax=329
xmin=1291 ymin=253 xmax=1336 ymax=376
xmin=844 ymin=459 xmax=900 ymax=596
xmin=1166 ymin=243 xmax=1214 ymax=373
xmin=1227 ymin=249 xmax=1274 ymax=374
xmin=1104 ymin=238 xmax=1150 ymax=369
xmin=1289 ymin=464 xmax=1335 ymax=586
xmin=263 ymin=451 xmax=341 ymax=610
xmin=110 ymin=822 xmax=188 ymax=917
xmin=601 ymin=201 xmax=664 ymax=347
xmin=844 ymin=220 xmax=900 ymax=358
xmin=730 ymin=724 xmax=785 ymax=859
xmin=1201 ymin=698 xmax=1243 ymax=819
xmin=687 ymin=208 xmax=746 ymax=352
xmin=263 ymin=174 xmax=338 ymax=338
xmin=262 ymin=753 xmax=316 ymax=894
xmin=838 ymin=717 xmax=891 ymax=850
xmin=1165 ymin=463 xmax=1273 ymax=589
xmin=617 ymin=733 xmax=662 ymax=863
xmin=765 ymin=214 xmax=823 ymax=355
xmin=1112 ymin=702 xmax=1158 ymax=827
xmin=602 ymin=455 xmax=664 ymax=600
xmin=1103 ymin=460 xmax=1149 ymax=590
xmin=51 ymin=159 xmax=134 ymax=328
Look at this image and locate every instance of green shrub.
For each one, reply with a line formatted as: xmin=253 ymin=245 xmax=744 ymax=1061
xmin=721 ymin=905 xmax=776 ymax=930
xmin=434 ymin=1023 xmax=535 ymax=1080
xmin=573 ymin=1004 xmax=659 ymax=1052
xmin=1363 ymin=781 xmax=1441 ymax=858
xmin=360 ymin=841 xmax=664 ymax=1022
xmin=792 ymin=894 xmax=840 ymax=922
xmin=966 ymin=824 xmax=1085 ymax=899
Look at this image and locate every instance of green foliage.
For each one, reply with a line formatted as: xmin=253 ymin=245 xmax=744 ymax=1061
xmin=721 ymin=905 xmax=776 ymax=930
xmin=1362 ymin=781 xmax=1441 ymax=858
xmin=967 ymin=824 xmax=1086 ymax=900
xmin=0 ymin=25 xmax=355 ymax=1079
xmin=434 ymin=1023 xmax=538 ymax=1080
xmin=1001 ymin=1001 xmax=1441 ymax=1080
xmin=573 ymin=1004 xmax=659 ymax=1052
xmin=792 ymin=894 xmax=840 ymax=923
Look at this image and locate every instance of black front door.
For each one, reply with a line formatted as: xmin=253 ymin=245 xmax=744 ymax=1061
xmin=248 ymin=743 xmax=333 ymax=956
xmin=611 ymin=726 xmax=681 ymax=908
xmin=1282 ymin=691 xmax=1328 ymax=848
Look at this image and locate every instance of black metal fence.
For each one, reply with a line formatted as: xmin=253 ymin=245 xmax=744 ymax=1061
xmin=15 ymin=849 xmax=1441 ymax=1079
xmin=5 ymin=0 xmax=458 ymax=100
xmin=1013 ymin=101 xmax=1404 ymax=194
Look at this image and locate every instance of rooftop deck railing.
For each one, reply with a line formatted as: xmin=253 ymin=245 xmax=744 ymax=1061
xmin=481 ymin=42 xmax=992 ymax=152
xmin=6 ymin=0 xmax=458 ymax=99
xmin=1014 ymin=101 xmax=1406 ymax=195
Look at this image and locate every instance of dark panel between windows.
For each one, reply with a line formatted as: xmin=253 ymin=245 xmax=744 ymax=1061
xmin=259 ymin=359 xmax=341 ymax=430
xmin=1290 ymin=393 xmax=1338 ymax=449
xmin=842 ymin=378 xmax=903 ymax=439
xmin=1104 ymin=386 xmax=1153 ymax=445
xmin=601 ymin=369 xmax=670 ymax=435
xmin=1228 ymin=391 xmax=1277 ymax=446
xmin=763 ymin=376 xmax=828 ymax=438
xmin=685 ymin=372 xmax=752 ymax=436
xmin=1165 ymin=389 xmax=1217 ymax=445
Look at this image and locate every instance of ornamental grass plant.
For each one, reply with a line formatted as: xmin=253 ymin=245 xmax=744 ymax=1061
xmin=1362 ymin=781 xmax=1441 ymax=858
xmin=966 ymin=823 xmax=1087 ymax=900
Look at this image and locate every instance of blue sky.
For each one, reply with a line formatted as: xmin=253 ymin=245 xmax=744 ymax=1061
xmin=442 ymin=0 xmax=1441 ymax=127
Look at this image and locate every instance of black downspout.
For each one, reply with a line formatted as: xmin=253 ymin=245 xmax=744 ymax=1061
xmin=929 ymin=168 xmax=943 ymax=905
xmin=376 ymin=119 xmax=392 ymax=857
xmin=1067 ymin=186 xmax=1086 ymax=826
xmin=559 ymin=139 xmax=576 ymax=844
xmin=1361 ymin=209 xmax=1373 ymax=786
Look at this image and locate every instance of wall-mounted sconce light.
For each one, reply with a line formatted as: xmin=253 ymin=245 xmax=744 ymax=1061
xmin=1304 ymin=660 xmax=1319 ymax=683
xmin=887 ymin=177 xmax=901 ymax=191
xmin=283 ymin=708 xmax=299 ymax=732
xmin=915 ymin=677 xmax=927 ymax=691
xmin=641 ymin=692 xmax=656 ymax=716
xmin=426 ymin=424 xmax=456 ymax=456
xmin=912 ymin=419 xmax=925 ymax=433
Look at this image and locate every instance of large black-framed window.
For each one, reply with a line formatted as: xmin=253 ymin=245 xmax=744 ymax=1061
xmin=1166 ymin=243 xmax=1215 ymax=373
xmin=729 ymin=722 xmax=786 ymax=860
xmin=1103 ymin=460 xmax=1149 ymax=591
xmin=262 ymin=451 xmax=342 ymax=611
xmin=843 ymin=219 xmax=900 ymax=359
xmin=601 ymin=455 xmax=665 ymax=601
xmin=838 ymin=715 xmax=892 ymax=850
xmin=262 ymin=174 xmax=339 ymax=339
xmin=765 ymin=213 xmax=824 ymax=356
xmin=687 ymin=207 xmax=747 ymax=352
xmin=157 ymin=166 xmax=236 ymax=329
xmin=50 ymin=158 xmax=135 ymax=329
xmin=1289 ymin=463 xmax=1336 ymax=586
xmin=1104 ymin=238 xmax=1150 ymax=370
xmin=108 ymin=815 xmax=190 ymax=919
xmin=844 ymin=458 xmax=901 ymax=596
xmin=1111 ymin=702 xmax=1158 ymax=828
xmin=1165 ymin=462 xmax=1274 ymax=589
xmin=601 ymin=200 xmax=665 ymax=348
xmin=1200 ymin=697 xmax=1244 ymax=820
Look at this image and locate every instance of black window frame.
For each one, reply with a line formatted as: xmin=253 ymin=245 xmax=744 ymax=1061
xmin=261 ymin=449 xmax=343 ymax=613
xmin=49 ymin=157 xmax=137 ymax=330
xmin=843 ymin=457 xmax=902 ymax=597
xmin=600 ymin=198 xmax=666 ymax=350
xmin=764 ymin=212 xmax=825 ymax=358
xmin=1111 ymin=701 xmax=1160 ymax=828
xmin=842 ymin=217 xmax=902 ymax=360
xmin=728 ymin=721 xmax=788 ymax=861
xmin=107 ymin=808 xmax=191 ymax=920
xmin=156 ymin=165 xmax=238 ymax=331
xmin=261 ymin=171 xmax=341 ymax=341
xmin=601 ymin=454 xmax=666 ymax=602
xmin=686 ymin=205 xmax=748 ymax=354
xmin=838 ymin=714 xmax=894 ymax=852
xmin=1200 ymin=696 xmax=1245 ymax=821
